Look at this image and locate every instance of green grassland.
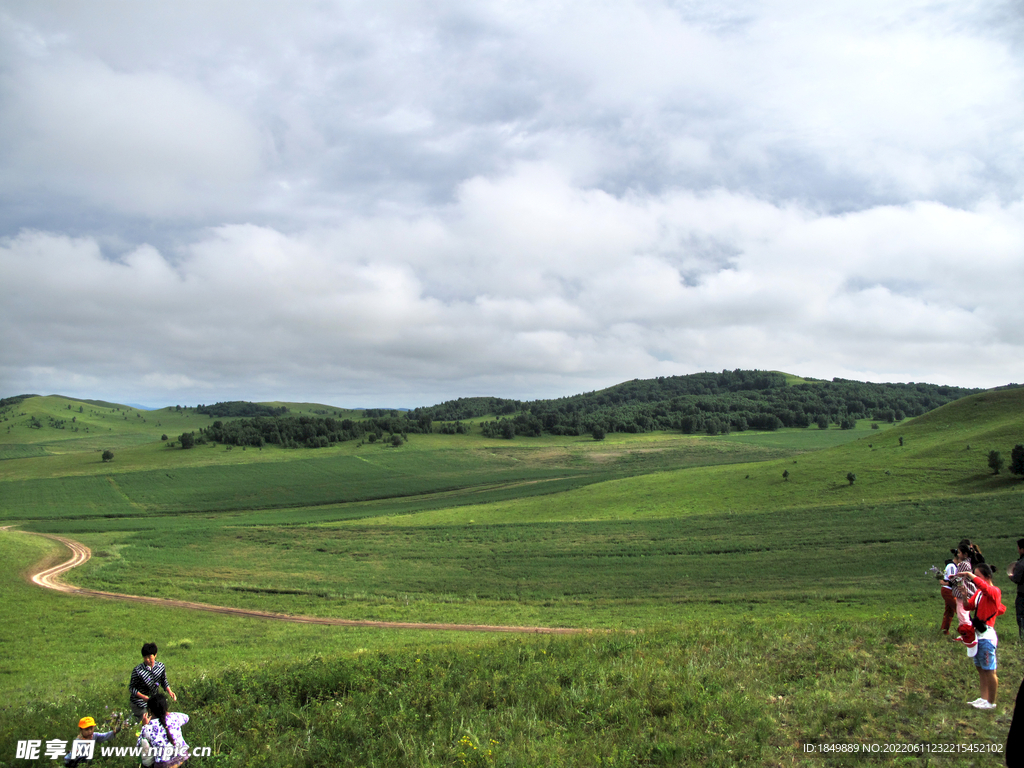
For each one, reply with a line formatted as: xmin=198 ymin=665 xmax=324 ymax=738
xmin=0 ymin=395 xmax=364 ymax=477
xmin=1 ymin=388 xmax=1023 ymax=765
xmin=1 ymin=531 xmax=1021 ymax=766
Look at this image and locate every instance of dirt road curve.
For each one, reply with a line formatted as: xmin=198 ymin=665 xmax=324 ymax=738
xmin=14 ymin=529 xmax=586 ymax=635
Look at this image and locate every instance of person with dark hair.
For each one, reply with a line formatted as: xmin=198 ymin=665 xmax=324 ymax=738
xmin=129 ymin=643 xmax=176 ymax=720
xmin=960 ymin=563 xmax=1007 ymax=710
xmin=949 ymin=544 xmax=978 ymax=629
xmin=138 ymin=693 xmax=189 ymax=768
xmin=1007 ymin=539 xmax=1024 ymax=640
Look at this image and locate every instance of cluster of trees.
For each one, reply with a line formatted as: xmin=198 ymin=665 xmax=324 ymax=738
xmin=381 ymin=398 xmax=521 ymax=422
xmin=164 ymin=371 xmax=992 ymax=449
xmin=406 ymin=370 xmax=983 ymax=439
xmin=195 ymin=401 xmax=290 ymax=418
xmin=437 ymin=421 xmax=471 ymax=435
xmin=187 ymin=413 xmax=423 ymax=449
xmin=0 ymin=395 xmax=35 ymax=409
xmin=988 ymin=445 xmax=1024 ymax=476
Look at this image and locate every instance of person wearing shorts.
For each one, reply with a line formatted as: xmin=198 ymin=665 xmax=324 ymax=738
xmin=961 ymin=564 xmax=1004 ymax=710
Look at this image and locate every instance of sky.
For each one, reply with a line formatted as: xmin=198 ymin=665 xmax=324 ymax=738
xmin=1 ymin=1 xmax=1022 ymax=408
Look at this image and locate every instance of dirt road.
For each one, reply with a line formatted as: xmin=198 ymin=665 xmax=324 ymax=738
xmin=14 ymin=529 xmax=586 ymax=635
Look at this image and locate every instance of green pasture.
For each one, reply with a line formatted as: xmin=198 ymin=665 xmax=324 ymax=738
xmin=2 ymin=389 xmax=1019 ymax=632
xmin=1 ymin=449 xmax=579 ymax=520
xmin=1 ymin=395 xmax=202 ymax=447
xmin=2 ymin=390 xmax=895 ymax=484
xmin=0 ymin=534 xmax=477 ymax=704
xmin=0 ymin=395 xmax=361 ymax=467
xmin=1 ymin=388 xmax=1023 ymax=765
xmin=718 ymin=420 xmax=896 ymax=449
xmin=2 ymin=528 xmax=1021 ymax=766
xmin=50 ymin=491 xmax=1023 ymax=629
xmin=1 ymin=425 xmax=843 ymax=520
xmin=369 ymin=388 xmax=1023 ymax=529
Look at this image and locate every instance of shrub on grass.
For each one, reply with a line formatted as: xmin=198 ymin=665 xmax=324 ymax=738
xmin=1010 ymin=444 xmax=1024 ymax=477
xmin=988 ymin=450 xmax=1004 ymax=475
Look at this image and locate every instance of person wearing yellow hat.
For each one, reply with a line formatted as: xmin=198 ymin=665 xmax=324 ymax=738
xmin=64 ymin=714 xmax=123 ymax=766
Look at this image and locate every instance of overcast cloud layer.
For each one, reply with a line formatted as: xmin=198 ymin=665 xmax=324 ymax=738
xmin=1 ymin=1 xmax=1022 ymax=407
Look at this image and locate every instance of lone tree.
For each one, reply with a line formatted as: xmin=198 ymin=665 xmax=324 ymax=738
xmin=782 ymin=469 xmax=789 ymax=482
xmin=1011 ymin=444 xmax=1024 ymax=477
xmin=101 ymin=450 xmax=114 ymax=462
xmin=592 ymin=426 xmax=606 ymax=441
xmin=179 ymin=432 xmax=195 ymax=450
xmin=390 ymin=433 xmax=403 ymax=447
xmin=988 ymin=450 xmax=1004 ymax=475
xmin=846 ymin=472 xmax=856 ymax=486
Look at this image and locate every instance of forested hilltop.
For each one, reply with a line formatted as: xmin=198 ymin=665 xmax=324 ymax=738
xmin=193 ymin=370 xmax=990 ymax=448
xmin=411 ymin=370 xmax=986 ymax=438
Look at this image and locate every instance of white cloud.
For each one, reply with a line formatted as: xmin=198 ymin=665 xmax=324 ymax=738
xmin=2 ymin=165 xmax=1022 ymax=404
xmin=0 ymin=1 xmax=1022 ymax=404
xmin=0 ymin=54 xmax=264 ymax=216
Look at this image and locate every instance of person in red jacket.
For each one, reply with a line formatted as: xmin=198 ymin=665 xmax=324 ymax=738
xmin=960 ymin=564 xmax=1006 ymax=710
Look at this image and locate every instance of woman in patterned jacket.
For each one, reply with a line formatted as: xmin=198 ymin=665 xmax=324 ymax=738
xmin=139 ymin=693 xmax=190 ymax=768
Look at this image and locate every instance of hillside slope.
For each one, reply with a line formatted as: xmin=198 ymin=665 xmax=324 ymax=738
xmin=359 ymin=388 xmax=1024 ymax=527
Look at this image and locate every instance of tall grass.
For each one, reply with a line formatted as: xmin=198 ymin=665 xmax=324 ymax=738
xmin=2 ymin=621 xmax=1018 ymax=767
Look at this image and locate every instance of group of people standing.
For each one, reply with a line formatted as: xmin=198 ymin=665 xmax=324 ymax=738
xmin=937 ymin=539 xmax=1010 ymax=711
xmin=65 ymin=642 xmax=189 ymax=768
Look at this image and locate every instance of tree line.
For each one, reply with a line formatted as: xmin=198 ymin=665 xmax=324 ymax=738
xmin=190 ymin=413 xmax=424 ymax=449
xmin=195 ymin=401 xmax=290 ymax=418
xmin=411 ymin=370 xmax=986 ymax=439
xmin=174 ymin=371 xmax=994 ymax=448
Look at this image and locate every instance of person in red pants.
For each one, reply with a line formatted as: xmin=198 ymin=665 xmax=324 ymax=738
xmin=940 ymin=551 xmax=958 ymax=634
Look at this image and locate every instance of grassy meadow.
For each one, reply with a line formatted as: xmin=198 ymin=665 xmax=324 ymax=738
xmin=1 ymin=388 xmax=1023 ymax=766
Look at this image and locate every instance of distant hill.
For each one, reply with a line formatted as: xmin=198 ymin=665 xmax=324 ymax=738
xmin=0 ymin=372 xmax=1001 ymax=448
xmin=0 ymin=394 xmax=39 ymax=408
xmin=406 ymin=370 xmax=989 ymax=438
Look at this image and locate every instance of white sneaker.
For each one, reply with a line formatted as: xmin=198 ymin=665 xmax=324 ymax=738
xmin=968 ymin=697 xmax=986 ymax=705
xmin=972 ymin=700 xmax=996 ymax=710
